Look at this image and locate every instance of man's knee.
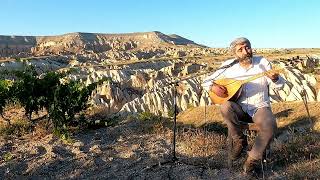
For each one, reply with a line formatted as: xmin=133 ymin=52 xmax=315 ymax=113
xmin=254 ymin=108 xmax=277 ymax=134
xmin=261 ymin=117 xmax=277 ymax=135
xmin=220 ymin=101 xmax=234 ymax=115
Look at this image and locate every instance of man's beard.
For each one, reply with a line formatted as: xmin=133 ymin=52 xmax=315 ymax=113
xmin=238 ymin=54 xmax=253 ymax=63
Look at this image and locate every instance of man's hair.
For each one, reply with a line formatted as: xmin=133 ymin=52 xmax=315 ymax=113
xmin=229 ymin=37 xmax=251 ymax=54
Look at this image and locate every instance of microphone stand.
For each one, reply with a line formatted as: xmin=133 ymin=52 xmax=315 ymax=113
xmin=172 ymin=81 xmax=178 ymax=161
xmin=168 ymin=71 xmax=213 ymax=163
xmin=132 ymin=60 xmax=238 ymax=175
xmin=169 ymin=73 xmax=206 ymax=162
xmin=169 ymin=59 xmax=239 ymax=162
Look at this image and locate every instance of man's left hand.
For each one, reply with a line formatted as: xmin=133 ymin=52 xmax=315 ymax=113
xmin=267 ymin=72 xmax=279 ymax=82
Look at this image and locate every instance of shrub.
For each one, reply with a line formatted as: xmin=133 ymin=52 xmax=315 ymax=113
xmin=1 ymin=65 xmax=108 ymax=138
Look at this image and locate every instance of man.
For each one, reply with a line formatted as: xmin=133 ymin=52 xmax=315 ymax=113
xmin=202 ymin=37 xmax=285 ymax=174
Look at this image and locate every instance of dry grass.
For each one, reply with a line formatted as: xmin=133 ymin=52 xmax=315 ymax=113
xmin=177 ymin=101 xmax=320 ymax=129
xmin=176 ymin=101 xmax=320 ymax=178
xmin=271 ymin=131 xmax=320 ymax=179
xmin=177 ymin=128 xmax=227 ymax=168
xmin=177 ymin=105 xmax=223 ymax=127
xmin=1 ymin=101 xmax=319 ymax=179
xmin=0 ymin=118 xmax=33 ymax=137
xmin=286 ymin=159 xmax=320 ymax=179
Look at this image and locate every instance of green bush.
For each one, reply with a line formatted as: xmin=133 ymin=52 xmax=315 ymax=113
xmin=2 ymin=152 xmax=13 ymax=162
xmin=0 ymin=80 xmax=12 ymax=118
xmin=11 ymin=66 xmax=47 ymax=120
xmin=0 ymin=65 xmax=107 ymax=138
xmin=138 ymin=111 xmax=161 ymax=121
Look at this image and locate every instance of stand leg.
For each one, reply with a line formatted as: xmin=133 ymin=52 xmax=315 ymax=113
xmin=302 ymin=90 xmax=313 ymax=130
xmin=227 ymin=130 xmax=233 ymax=169
xmin=172 ymin=83 xmax=178 ymax=162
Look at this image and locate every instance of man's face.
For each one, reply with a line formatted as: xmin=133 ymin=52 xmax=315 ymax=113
xmin=234 ymin=43 xmax=253 ymax=62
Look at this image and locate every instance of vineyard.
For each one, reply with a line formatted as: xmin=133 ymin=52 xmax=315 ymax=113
xmin=0 ymin=66 xmax=108 ymax=138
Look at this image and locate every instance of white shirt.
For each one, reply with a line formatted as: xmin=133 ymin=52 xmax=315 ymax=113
xmin=202 ymin=56 xmax=285 ymax=117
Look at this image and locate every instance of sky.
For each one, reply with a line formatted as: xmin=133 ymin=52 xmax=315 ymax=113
xmin=1 ymin=0 xmax=319 ymax=48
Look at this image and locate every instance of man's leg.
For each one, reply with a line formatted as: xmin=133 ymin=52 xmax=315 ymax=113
xmin=247 ymin=107 xmax=277 ymax=160
xmin=220 ymin=101 xmax=251 ymax=159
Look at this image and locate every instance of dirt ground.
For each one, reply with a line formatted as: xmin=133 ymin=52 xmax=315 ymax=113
xmin=1 ymin=101 xmax=320 ymax=179
xmin=0 ymin=120 xmax=245 ymax=179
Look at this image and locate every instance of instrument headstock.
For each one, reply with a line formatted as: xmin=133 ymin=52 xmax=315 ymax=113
xmin=268 ymin=65 xmax=287 ymax=76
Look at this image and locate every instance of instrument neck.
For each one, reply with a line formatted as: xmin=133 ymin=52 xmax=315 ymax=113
xmin=240 ymin=69 xmax=281 ymax=85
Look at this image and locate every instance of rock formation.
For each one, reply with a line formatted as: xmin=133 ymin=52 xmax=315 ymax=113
xmin=0 ymin=32 xmax=293 ymax=61
xmin=69 ymin=56 xmax=319 ymax=117
xmin=1 ymin=32 xmax=319 ymax=118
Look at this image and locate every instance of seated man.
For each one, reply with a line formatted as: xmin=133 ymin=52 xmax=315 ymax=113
xmin=202 ymin=37 xmax=285 ymax=174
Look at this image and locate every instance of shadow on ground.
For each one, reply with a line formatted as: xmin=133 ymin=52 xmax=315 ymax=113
xmin=0 ymin=109 xmax=319 ymax=179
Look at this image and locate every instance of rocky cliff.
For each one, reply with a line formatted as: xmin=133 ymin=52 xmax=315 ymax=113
xmin=0 ymin=31 xmax=211 ymax=60
xmin=1 ymin=31 xmax=292 ymax=61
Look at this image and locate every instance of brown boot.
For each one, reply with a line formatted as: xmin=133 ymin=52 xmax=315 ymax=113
xmin=231 ymin=138 xmax=248 ymax=160
xmin=243 ymin=155 xmax=260 ymax=174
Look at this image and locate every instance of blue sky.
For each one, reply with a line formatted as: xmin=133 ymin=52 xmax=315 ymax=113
xmin=1 ymin=0 xmax=319 ymax=48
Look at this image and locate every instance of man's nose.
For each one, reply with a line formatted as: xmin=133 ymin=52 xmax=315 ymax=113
xmin=242 ymin=49 xmax=248 ymax=55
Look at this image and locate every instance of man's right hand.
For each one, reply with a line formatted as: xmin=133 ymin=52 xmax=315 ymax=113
xmin=211 ymin=83 xmax=228 ymax=98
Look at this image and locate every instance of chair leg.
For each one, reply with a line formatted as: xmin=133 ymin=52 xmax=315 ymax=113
xmin=262 ymin=140 xmax=272 ymax=170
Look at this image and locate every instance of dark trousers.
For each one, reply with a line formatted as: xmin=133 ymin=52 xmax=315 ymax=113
xmin=220 ymin=101 xmax=277 ymax=160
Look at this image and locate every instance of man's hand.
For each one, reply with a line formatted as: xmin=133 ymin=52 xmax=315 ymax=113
xmin=266 ymin=72 xmax=279 ymax=82
xmin=211 ymin=83 xmax=228 ymax=98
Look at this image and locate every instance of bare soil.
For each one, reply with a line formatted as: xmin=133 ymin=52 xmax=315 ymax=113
xmin=1 ymin=101 xmax=319 ymax=179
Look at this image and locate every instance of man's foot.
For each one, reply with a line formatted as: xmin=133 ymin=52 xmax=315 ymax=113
xmin=230 ymin=138 xmax=248 ymax=160
xmin=243 ymin=155 xmax=261 ymax=174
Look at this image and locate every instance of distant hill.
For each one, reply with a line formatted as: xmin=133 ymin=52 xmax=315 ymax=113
xmin=0 ymin=31 xmax=206 ymax=59
xmin=2 ymin=31 xmax=303 ymax=61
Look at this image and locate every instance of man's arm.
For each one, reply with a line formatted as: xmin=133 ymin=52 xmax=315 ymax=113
xmin=263 ymin=58 xmax=286 ymax=89
xmin=202 ymin=59 xmax=235 ymax=98
xmin=202 ymin=73 xmax=228 ymax=97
